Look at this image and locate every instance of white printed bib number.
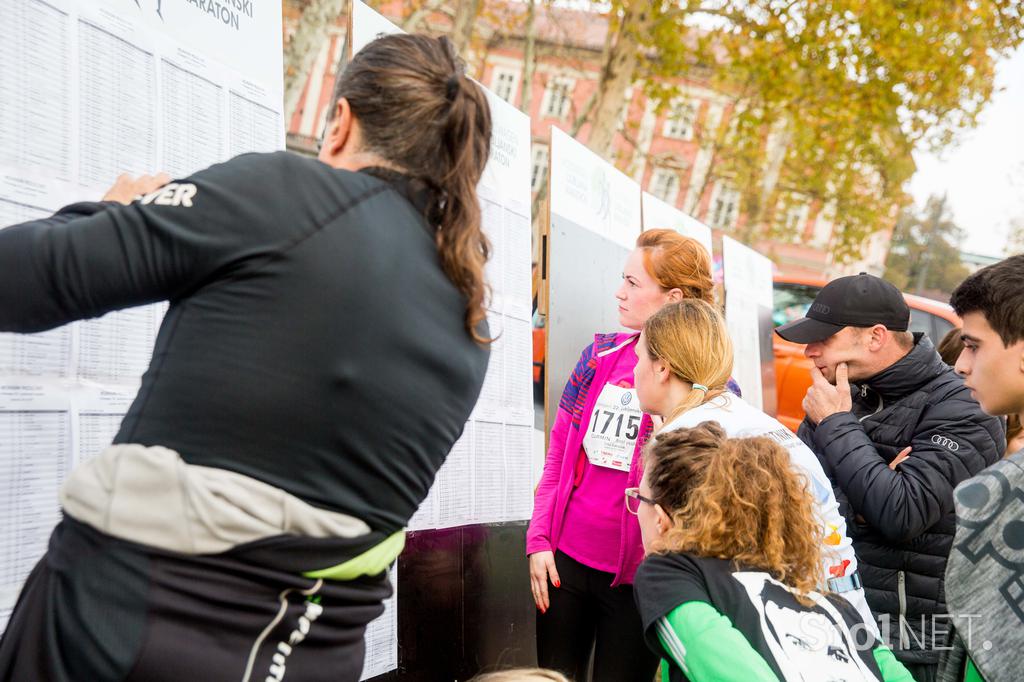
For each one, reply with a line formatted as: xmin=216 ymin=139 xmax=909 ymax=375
xmin=582 ymin=384 xmax=642 ymax=471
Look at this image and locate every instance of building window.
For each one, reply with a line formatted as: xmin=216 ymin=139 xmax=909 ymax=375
xmin=541 ymin=76 xmax=574 ymax=119
xmin=662 ymin=99 xmax=696 ymax=140
xmin=710 ymin=185 xmax=740 ymax=230
xmin=703 ymin=103 xmax=724 ymax=140
xmin=490 ymin=67 xmax=519 ymax=104
xmin=649 ymin=168 xmax=679 ymax=205
xmin=783 ymin=201 xmax=809 ymax=236
xmin=531 ymin=144 xmax=549 ymax=192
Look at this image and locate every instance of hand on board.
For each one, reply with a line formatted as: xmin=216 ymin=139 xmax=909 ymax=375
xmin=102 ymin=173 xmax=171 ymax=205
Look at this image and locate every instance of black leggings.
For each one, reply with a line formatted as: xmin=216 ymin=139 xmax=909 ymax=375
xmin=536 ymin=550 xmax=659 ymax=682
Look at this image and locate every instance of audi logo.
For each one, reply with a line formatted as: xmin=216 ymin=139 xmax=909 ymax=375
xmin=931 ymin=435 xmax=960 ymax=451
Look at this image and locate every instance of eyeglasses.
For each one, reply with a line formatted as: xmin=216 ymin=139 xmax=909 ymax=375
xmin=624 ymin=487 xmax=657 ymax=515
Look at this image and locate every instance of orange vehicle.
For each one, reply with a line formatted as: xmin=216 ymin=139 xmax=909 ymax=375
xmin=532 ymin=309 xmax=545 ymax=394
xmin=772 ymin=275 xmax=961 ymax=431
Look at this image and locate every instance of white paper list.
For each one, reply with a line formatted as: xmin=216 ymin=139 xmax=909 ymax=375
xmin=161 ymin=58 xmax=225 ymax=179
xmin=0 ymin=328 xmax=73 ymax=379
xmin=0 ymin=405 xmax=71 ymax=617
xmin=77 ymin=18 xmax=158 ymax=187
xmin=471 ymin=312 xmax=504 ymax=424
xmin=228 ymin=91 xmax=281 ymax=157
xmin=505 ymin=424 xmax=534 ymax=520
xmin=436 ymin=425 xmax=473 ymax=528
xmin=77 ymin=412 xmax=124 ymax=464
xmin=406 ymin=476 xmax=439 ymax=532
xmin=472 ymin=420 xmax=505 ymax=523
xmin=502 ymin=207 xmax=533 ymax=322
xmin=481 ymin=197 xmax=504 ymax=308
xmin=360 ymin=565 xmax=398 ymax=680
xmin=502 ymin=317 xmax=533 ymax=426
xmin=0 ymin=0 xmax=72 ymax=180
xmin=0 ymin=198 xmax=51 ymax=228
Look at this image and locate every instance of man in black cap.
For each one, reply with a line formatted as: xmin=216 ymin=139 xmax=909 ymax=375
xmin=776 ymin=273 xmax=1004 ymax=682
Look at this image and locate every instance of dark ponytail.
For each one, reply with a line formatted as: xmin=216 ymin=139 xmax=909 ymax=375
xmin=331 ymin=34 xmax=493 ymax=342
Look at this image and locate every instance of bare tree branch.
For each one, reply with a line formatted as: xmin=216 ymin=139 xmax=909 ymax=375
xmin=400 ymin=0 xmax=446 ymax=32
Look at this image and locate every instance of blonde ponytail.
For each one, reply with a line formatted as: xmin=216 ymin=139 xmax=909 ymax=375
xmin=642 ymin=299 xmax=733 ymax=428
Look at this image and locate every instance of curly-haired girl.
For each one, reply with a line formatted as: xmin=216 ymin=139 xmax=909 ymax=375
xmin=630 ymin=422 xmax=913 ymax=682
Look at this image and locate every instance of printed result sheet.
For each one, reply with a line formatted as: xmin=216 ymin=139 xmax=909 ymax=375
xmin=0 ymin=387 xmax=72 ymax=631
xmin=360 ymin=565 xmax=398 ymax=680
xmin=409 ymin=89 xmax=535 ymax=532
xmin=0 ymin=0 xmax=284 ymax=633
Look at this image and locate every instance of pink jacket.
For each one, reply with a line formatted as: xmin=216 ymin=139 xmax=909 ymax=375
xmin=526 ymin=333 xmax=653 ymax=587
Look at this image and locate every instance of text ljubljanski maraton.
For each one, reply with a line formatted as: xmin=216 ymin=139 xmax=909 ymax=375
xmin=185 ymin=0 xmax=254 ymax=31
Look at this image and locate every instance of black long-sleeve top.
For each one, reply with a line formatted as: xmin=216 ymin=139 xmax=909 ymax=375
xmin=0 ymin=152 xmax=489 ymax=536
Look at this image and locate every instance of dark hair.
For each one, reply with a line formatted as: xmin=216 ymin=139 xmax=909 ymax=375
xmin=331 ymin=34 xmax=493 ymax=342
xmin=950 ymin=254 xmax=1024 ymax=347
xmin=936 ymin=326 xmax=965 ymax=367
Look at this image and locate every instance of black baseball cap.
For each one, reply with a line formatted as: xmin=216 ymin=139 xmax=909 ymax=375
xmin=775 ymin=273 xmax=910 ymax=344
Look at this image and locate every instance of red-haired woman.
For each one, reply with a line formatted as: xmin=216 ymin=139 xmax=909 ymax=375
xmin=527 ymin=229 xmax=726 ymax=681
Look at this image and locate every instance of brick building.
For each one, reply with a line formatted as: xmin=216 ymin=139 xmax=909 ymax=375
xmin=284 ymin=2 xmax=899 ymax=278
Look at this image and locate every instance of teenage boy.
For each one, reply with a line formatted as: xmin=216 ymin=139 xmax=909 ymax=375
xmin=939 ymin=254 xmax=1024 ymax=682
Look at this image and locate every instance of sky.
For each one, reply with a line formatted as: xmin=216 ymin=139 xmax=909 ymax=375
xmin=909 ymin=47 xmax=1024 ymax=258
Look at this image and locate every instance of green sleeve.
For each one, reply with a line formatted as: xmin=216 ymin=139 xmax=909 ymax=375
xmin=659 ymin=658 xmax=671 ymax=682
xmin=964 ymin=657 xmax=986 ymax=682
xmin=872 ymin=645 xmax=916 ymax=682
xmin=655 ymin=601 xmax=780 ymax=682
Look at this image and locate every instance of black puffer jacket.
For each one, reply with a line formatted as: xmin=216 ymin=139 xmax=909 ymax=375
xmin=799 ymin=334 xmax=1004 ymax=665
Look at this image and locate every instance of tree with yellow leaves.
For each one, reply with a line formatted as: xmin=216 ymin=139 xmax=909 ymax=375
xmin=579 ymin=0 xmax=1024 ymax=258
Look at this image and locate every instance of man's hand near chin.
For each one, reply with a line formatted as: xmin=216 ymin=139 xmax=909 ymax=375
xmin=802 ymin=362 xmax=853 ymax=425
